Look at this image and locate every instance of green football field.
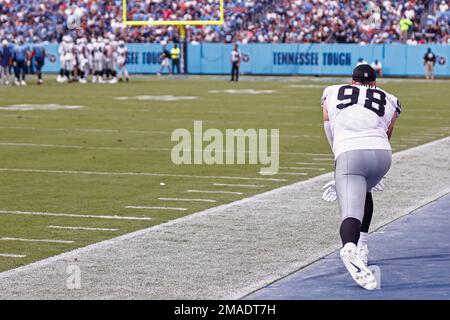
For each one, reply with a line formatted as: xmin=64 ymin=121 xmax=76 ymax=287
xmin=0 ymin=76 xmax=449 ymax=272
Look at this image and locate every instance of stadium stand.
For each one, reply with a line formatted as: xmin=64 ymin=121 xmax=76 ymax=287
xmin=0 ymin=0 xmax=448 ymax=44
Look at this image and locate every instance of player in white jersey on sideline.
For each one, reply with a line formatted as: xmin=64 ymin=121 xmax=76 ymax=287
xmin=108 ymin=34 xmax=119 ymax=84
xmin=64 ymin=36 xmax=76 ymax=83
xmin=76 ymin=38 xmax=89 ymax=83
xmin=57 ymin=37 xmax=68 ymax=83
xmin=92 ymin=37 xmax=105 ymax=83
xmin=116 ymin=40 xmax=129 ymax=82
xmin=321 ymin=64 xmax=402 ymax=290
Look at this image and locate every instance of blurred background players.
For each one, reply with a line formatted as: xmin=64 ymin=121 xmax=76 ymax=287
xmin=31 ymin=37 xmax=46 ymax=85
xmin=171 ymin=44 xmax=181 ymax=74
xmin=158 ymin=45 xmax=172 ymax=76
xmin=230 ymin=44 xmax=241 ymax=82
xmin=117 ymin=40 xmax=129 ymax=82
xmin=0 ymin=40 xmax=13 ymax=85
xmin=371 ymin=59 xmax=383 ymax=78
xmin=12 ymin=37 xmax=30 ymax=86
xmin=423 ymin=48 xmax=437 ymax=80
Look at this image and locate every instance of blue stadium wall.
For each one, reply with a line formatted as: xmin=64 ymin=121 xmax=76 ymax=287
xmin=42 ymin=43 xmax=450 ymax=77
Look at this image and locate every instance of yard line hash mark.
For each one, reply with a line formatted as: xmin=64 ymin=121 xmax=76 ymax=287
xmin=158 ymin=198 xmax=217 ymax=203
xmin=125 ymin=206 xmax=188 ymax=211
xmin=213 ymin=183 xmax=266 ymax=188
xmin=187 ymin=190 xmax=243 ymax=195
xmin=0 ymin=237 xmax=74 ymax=244
xmin=0 ymin=253 xmax=26 ymax=258
xmin=280 ymin=167 xmax=326 ymax=171
xmin=48 ymin=226 xmax=119 ymax=232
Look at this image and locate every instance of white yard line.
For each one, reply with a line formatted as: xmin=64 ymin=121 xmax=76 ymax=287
xmin=48 ymin=226 xmax=119 ymax=232
xmin=158 ymin=198 xmax=217 ymax=203
xmin=280 ymin=167 xmax=326 ymax=171
xmin=213 ymin=183 xmax=266 ymax=188
xmin=125 ymin=206 xmax=187 ymax=211
xmin=0 ymin=210 xmax=152 ymax=221
xmin=0 ymin=168 xmax=286 ymax=182
xmin=312 ymin=157 xmax=334 ymax=161
xmin=0 ymin=142 xmax=332 ymax=157
xmin=277 ymin=172 xmax=308 ymax=176
xmin=0 ymin=127 xmax=323 ymax=139
xmin=0 ymin=253 xmax=26 ymax=258
xmin=0 ymin=237 xmax=73 ymax=244
xmin=0 ymin=126 xmax=168 ymax=135
xmin=187 ymin=190 xmax=243 ymax=195
xmin=294 ymin=162 xmax=333 ymax=166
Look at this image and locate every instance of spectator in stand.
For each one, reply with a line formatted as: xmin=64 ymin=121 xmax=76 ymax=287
xmin=0 ymin=0 xmax=447 ymax=44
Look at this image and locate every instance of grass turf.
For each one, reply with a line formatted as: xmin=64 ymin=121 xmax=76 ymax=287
xmin=0 ymin=75 xmax=448 ymax=272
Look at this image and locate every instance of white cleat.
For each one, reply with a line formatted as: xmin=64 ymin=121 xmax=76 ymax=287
xmin=340 ymin=243 xmax=377 ymax=290
xmin=357 ymin=243 xmax=369 ymax=266
xmin=21 ymin=80 xmax=27 ymax=86
xmin=109 ymin=77 xmax=118 ymax=84
xmin=15 ymin=79 xmax=21 ymax=86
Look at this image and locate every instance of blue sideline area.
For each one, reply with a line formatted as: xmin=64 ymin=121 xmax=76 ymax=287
xmin=247 ymin=194 xmax=450 ymax=300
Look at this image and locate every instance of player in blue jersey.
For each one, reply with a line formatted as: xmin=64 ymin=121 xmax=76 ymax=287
xmin=0 ymin=40 xmax=13 ymax=85
xmin=12 ymin=37 xmax=30 ymax=86
xmin=31 ymin=37 xmax=46 ymax=85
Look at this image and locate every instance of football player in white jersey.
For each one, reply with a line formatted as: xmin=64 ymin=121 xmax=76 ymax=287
xmin=108 ymin=34 xmax=119 ymax=84
xmin=86 ymin=37 xmax=95 ymax=80
xmin=321 ymin=64 xmax=401 ymax=290
xmin=57 ymin=37 xmax=68 ymax=83
xmin=116 ymin=40 xmax=129 ymax=82
xmin=76 ymin=38 xmax=89 ymax=84
xmin=64 ymin=36 xmax=76 ymax=83
xmin=92 ymin=37 xmax=105 ymax=83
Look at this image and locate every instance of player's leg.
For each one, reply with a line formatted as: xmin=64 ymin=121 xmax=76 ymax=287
xmin=358 ymin=192 xmax=373 ymax=265
xmin=124 ymin=67 xmax=129 ymax=82
xmin=230 ymin=63 xmax=235 ymax=81
xmin=335 ymin=150 xmax=377 ymax=290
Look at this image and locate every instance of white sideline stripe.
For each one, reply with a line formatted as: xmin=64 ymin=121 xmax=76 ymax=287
xmin=126 ymin=206 xmax=187 ymax=211
xmin=0 ymin=253 xmax=26 ymax=258
xmin=312 ymin=157 xmax=334 ymax=161
xmin=0 ymin=210 xmax=152 ymax=221
xmin=48 ymin=226 xmax=119 ymax=232
xmin=0 ymin=142 xmax=331 ymax=156
xmin=0 ymin=137 xmax=447 ymax=286
xmin=158 ymin=198 xmax=217 ymax=203
xmin=280 ymin=167 xmax=326 ymax=171
xmin=187 ymin=190 xmax=243 ymax=195
xmin=277 ymin=172 xmax=308 ymax=176
xmin=213 ymin=183 xmax=266 ymax=188
xmin=0 ymin=168 xmax=286 ymax=182
xmin=0 ymin=237 xmax=73 ymax=244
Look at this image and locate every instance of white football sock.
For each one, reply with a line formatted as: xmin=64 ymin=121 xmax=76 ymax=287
xmin=358 ymin=232 xmax=368 ymax=246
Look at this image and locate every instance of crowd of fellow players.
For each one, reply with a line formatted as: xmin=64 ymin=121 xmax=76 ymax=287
xmin=0 ymin=34 xmax=129 ymax=86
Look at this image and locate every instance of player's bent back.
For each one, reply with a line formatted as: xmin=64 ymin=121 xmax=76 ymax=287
xmin=322 ymin=83 xmax=401 ymax=160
